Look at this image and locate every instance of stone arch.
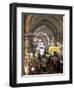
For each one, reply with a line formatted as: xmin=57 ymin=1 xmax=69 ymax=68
xmin=24 ymin=15 xmax=63 ymax=50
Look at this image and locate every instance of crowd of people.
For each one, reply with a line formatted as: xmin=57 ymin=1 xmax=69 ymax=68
xmin=24 ymin=45 xmax=63 ymax=75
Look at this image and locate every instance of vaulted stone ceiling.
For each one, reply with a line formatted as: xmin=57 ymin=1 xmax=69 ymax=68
xmin=24 ymin=15 xmax=63 ymax=43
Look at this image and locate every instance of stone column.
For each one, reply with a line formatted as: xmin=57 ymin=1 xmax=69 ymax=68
xmin=24 ymin=16 xmax=32 ymax=75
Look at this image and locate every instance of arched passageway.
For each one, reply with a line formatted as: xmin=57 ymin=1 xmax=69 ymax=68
xmin=23 ymin=14 xmax=63 ymax=75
